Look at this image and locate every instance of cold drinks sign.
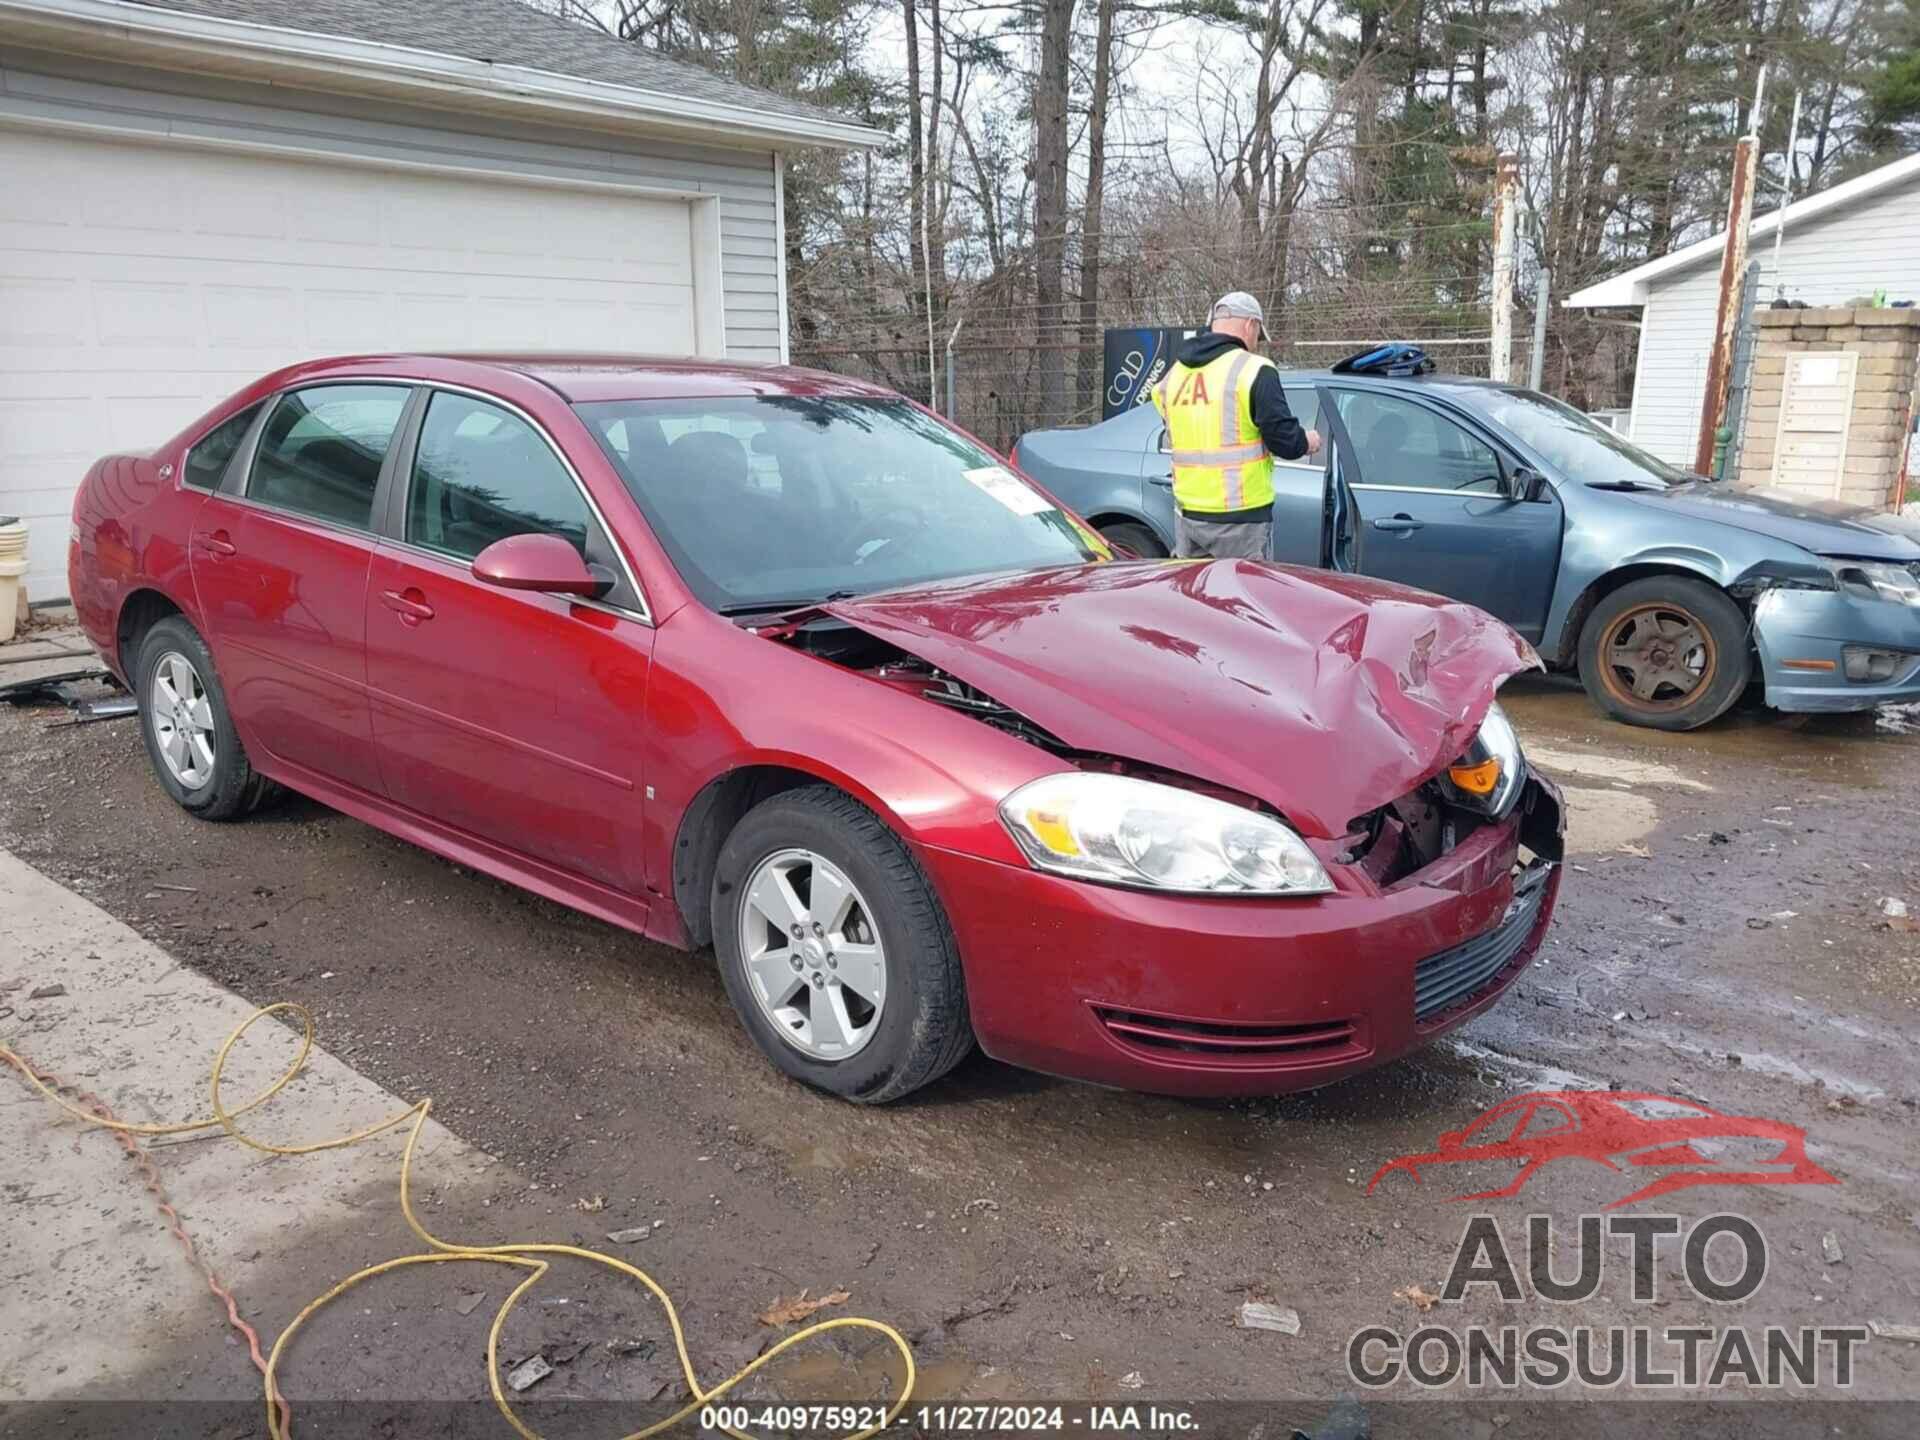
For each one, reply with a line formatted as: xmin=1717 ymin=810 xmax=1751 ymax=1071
xmin=1102 ymin=327 xmax=1196 ymax=419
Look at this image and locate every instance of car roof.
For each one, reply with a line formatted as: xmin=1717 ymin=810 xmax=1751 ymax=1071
xmin=287 ymin=352 xmax=903 ymax=404
xmin=1271 ymin=367 xmax=1524 ymax=398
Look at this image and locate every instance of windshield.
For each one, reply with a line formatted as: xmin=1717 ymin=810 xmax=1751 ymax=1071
xmin=1473 ymin=388 xmax=1690 ymax=489
xmin=575 ymin=396 xmax=1106 ymax=612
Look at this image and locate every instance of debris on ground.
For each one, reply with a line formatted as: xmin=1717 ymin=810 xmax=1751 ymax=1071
xmin=62 ymin=695 xmax=137 ymax=725
xmin=1393 ymin=1284 xmax=1439 ymax=1313
xmin=1869 ymin=1321 xmax=1920 ymax=1343
xmin=1881 ymin=898 xmax=1910 ymax=918
xmin=1822 ymin=1231 xmax=1845 ymax=1265
xmin=0 ymin=668 xmax=111 ymax=705
xmin=607 ymin=1337 xmax=656 ymax=1357
xmin=27 ymin=984 xmax=66 ymax=1000
xmin=606 ymin=1225 xmax=652 ymax=1244
xmin=452 ymin=1290 xmax=487 ymax=1316
xmin=1236 ymin=1301 xmax=1302 ymax=1335
xmin=550 ymin=1340 xmax=591 ymax=1365
xmin=758 ymin=1288 xmax=851 ymax=1327
xmin=504 ymin=1355 xmax=552 ymax=1392
xmin=1118 ymin=1371 xmax=1145 ymax=1389
xmin=576 ymin=1194 xmax=607 ymax=1213
xmin=1617 ymin=843 xmax=1651 ymax=858
xmin=1290 ymin=1394 xmax=1370 ymax=1440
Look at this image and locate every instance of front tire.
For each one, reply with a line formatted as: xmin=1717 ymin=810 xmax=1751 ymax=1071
xmin=1577 ymin=577 xmax=1750 ymax=731
xmin=1098 ymin=521 xmax=1168 ymax=559
xmin=711 ymin=786 xmax=973 ymax=1103
xmin=135 ymin=616 xmax=279 ymax=819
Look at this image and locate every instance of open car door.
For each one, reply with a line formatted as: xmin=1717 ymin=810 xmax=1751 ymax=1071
xmin=1318 ymin=383 xmax=1361 ymax=573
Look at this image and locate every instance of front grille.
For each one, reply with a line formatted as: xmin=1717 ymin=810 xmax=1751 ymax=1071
xmin=1093 ymin=1007 xmax=1358 ymax=1064
xmin=1414 ymin=863 xmax=1553 ymax=1022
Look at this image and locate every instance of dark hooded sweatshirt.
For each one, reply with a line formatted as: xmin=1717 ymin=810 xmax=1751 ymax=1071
xmin=1168 ymin=330 xmax=1310 ymax=523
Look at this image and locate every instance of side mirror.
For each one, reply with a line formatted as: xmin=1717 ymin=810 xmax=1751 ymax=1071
xmin=472 ymin=533 xmax=610 ymax=599
xmin=1508 ymin=467 xmax=1549 ymax=503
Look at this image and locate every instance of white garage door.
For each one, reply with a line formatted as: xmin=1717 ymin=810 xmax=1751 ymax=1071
xmin=0 ymin=127 xmax=703 ymax=600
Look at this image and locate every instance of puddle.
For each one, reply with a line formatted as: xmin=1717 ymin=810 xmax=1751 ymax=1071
xmin=1443 ymin=1039 xmax=1609 ymax=1093
xmin=1526 ymin=745 xmax=1711 ymax=792
xmin=765 ymin=1337 xmax=977 ymax=1401
xmin=1557 ymin=786 xmax=1659 ymax=854
xmin=789 ymin=1141 xmax=872 ymax=1173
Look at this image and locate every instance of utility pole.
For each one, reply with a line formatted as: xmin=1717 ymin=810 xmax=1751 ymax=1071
xmin=1769 ymin=88 xmax=1803 ymax=300
xmin=1694 ymin=66 xmax=1766 ymax=475
xmin=1529 ymin=268 xmax=1550 ymax=392
xmin=1489 ymin=153 xmax=1519 ymax=383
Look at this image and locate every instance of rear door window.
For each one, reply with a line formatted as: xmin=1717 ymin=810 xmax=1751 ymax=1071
xmin=183 ymin=403 xmax=263 ymax=490
xmin=247 ymin=384 xmax=410 ymax=529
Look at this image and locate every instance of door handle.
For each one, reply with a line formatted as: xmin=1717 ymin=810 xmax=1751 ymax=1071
xmin=193 ymin=530 xmax=237 ymax=558
xmin=379 ymin=588 xmax=435 ymax=623
xmin=1148 ymin=476 xmax=1173 ymax=488
xmin=1371 ymin=515 xmax=1424 ymax=534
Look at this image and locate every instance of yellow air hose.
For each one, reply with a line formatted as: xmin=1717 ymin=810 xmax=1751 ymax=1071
xmin=2 ymin=1001 xmax=916 ymax=1440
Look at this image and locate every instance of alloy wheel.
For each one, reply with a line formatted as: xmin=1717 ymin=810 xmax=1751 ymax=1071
xmin=1599 ymin=603 xmax=1716 ymax=711
xmin=737 ymin=848 xmax=886 ymax=1060
xmin=150 ymin=651 xmax=217 ymax=790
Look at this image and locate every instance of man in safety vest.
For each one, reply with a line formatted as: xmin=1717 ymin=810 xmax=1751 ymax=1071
xmin=1151 ymin=292 xmax=1321 ymax=560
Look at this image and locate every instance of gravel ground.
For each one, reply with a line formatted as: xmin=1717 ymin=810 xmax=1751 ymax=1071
xmin=4 ymin=655 xmax=1919 ymax=1438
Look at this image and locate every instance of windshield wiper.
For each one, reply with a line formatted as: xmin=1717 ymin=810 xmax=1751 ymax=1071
xmin=718 ymin=590 xmax=859 ymax=619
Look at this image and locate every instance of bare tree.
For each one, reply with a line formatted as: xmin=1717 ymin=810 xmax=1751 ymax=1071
xmin=1031 ymin=0 xmax=1076 ymax=427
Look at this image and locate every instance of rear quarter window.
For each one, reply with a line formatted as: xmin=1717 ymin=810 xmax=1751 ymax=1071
xmin=182 ymin=403 xmax=263 ymax=490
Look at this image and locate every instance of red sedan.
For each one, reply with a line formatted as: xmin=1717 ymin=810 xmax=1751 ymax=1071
xmin=68 ymin=354 xmax=1564 ymax=1102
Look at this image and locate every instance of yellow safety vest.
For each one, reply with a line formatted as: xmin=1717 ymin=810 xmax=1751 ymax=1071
xmin=1150 ymin=348 xmax=1276 ymax=514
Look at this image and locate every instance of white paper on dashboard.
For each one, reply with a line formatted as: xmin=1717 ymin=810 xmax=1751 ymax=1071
xmin=963 ymin=465 xmax=1053 ymax=516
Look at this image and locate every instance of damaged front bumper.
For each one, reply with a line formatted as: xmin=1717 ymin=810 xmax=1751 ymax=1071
xmin=918 ymin=771 xmax=1564 ymax=1098
xmin=1753 ymin=587 xmax=1920 ymax=712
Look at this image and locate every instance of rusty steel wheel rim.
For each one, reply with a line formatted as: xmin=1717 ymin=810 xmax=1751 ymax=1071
xmin=1599 ymin=602 xmax=1716 ymax=712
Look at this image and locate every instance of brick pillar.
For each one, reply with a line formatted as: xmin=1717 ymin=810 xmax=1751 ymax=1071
xmin=1738 ymin=307 xmax=1920 ymax=509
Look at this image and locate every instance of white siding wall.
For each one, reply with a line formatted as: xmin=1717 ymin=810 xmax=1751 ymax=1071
xmin=1627 ymin=174 xmax=1920 ymax=466
xmin=0 ymin=47 xmax=784 ymax=360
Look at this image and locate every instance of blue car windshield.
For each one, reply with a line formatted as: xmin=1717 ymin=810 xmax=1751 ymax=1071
xmin=1474 ymin=388 xmax=1689 ymax=489
xmin=575 ymin=396 xmax=1107 ymax=613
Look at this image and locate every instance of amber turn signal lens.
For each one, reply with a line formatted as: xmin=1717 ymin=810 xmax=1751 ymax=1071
xmin=1447 ymin=757 xmax=1502 ymax=797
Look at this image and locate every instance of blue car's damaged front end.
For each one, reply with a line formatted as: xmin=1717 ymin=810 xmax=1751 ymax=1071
xmin=1750 ymin=558 xmax=1920 ymax=712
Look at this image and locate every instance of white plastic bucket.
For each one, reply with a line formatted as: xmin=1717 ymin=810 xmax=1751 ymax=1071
xmin=0 ymin=516 xmax=28 ymax=644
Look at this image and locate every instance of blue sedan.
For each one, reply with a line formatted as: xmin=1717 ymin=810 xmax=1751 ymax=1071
xmin=1013 ymin=372 xmax=1920 ymax=730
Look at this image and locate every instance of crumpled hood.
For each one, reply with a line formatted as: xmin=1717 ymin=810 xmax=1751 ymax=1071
xmin=1614 ymin=483 xmax=1920 ymax=561
xmin=821 ymin=561 xmax=1540 ymax=838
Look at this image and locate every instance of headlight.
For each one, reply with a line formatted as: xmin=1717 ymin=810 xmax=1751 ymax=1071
xmin=999 ymin=773 xmax=1332 ymax=896
xmin=1443 ymin=701 xmax=1525 ymax=817
xmin=1827 ymin=559 xmax=1920 ymax=607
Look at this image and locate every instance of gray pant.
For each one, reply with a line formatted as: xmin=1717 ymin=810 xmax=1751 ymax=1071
xmin=1175 ymin=511 xmax=1272 ymax=561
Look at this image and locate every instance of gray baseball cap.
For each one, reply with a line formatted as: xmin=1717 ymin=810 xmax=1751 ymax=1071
xmin=1211 ymin=291 xmax=1269 ymax=339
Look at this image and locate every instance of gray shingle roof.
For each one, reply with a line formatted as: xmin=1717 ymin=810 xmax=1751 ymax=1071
xmin=123 ymin=0 xmax=867 ymax=135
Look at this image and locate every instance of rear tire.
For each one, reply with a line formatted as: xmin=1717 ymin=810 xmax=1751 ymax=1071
xmin=712 ymin=786 xmax=973 ymax=1103
xmin=1098 ymin=520 xmax=1168 ymax=559
xmin=134 ymin=616 xmax=280 ymax=820
xmin=1577 ymin=576 xmax=1750 ymax=731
